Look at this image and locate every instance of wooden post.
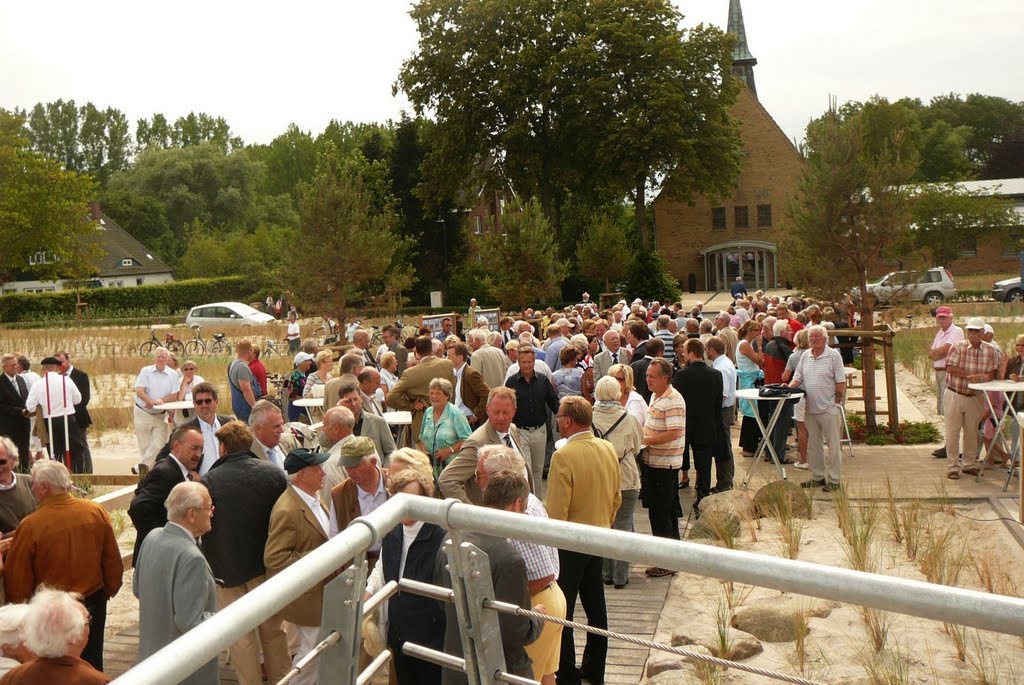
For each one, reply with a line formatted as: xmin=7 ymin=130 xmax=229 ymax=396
xmin=882 ymin=328 xmax=900 ymax=438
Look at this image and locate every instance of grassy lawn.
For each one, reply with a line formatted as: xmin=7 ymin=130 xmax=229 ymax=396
xmin=951 ymin=271 xmax=1016 ymax=290
xmin=893 ymin=323 xmax=1024 ymax=388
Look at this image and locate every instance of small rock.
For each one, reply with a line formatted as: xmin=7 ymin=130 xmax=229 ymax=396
xmin=646 ymin=651 xmax=686 ymax=677
xmin=670 ymin=629 xmax=696 ymax=647
xmin=682 ymin=644 xmax=715 ymax=665
xmin=688 ymin=510 xmax=742 ymax=540
xmin=697 ymin=629 xmax=763 ymax=660
xmin=729 ymin=595 xmax=839 ymax=642
xmin=753 ymin=480 xmax=812 ymax=519
xmin=698 ymin=489 xmax=755 ymax=519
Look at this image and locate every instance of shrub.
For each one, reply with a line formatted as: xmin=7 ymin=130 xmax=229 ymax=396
xmin=625 ymin=250 xmax=680 ymax=303
xmin=845 ymin=415 xmax=939 ymax=445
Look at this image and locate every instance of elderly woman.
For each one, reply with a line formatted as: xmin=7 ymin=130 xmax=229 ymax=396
xmin=174 ymin=360 xmax=205 ymax=426
xmin=608 ymin=362 xmax=647 ymax=426
xmin=379 ymin=351 xmax=400 ymax=399
xmin=387 ymin=447 xmax=433 ymax=479
xmin=3 ymin=589 xmax=102 ymax=684
xmin=418 ymin=378 xmax=472 ymax=480
xmin=592 ymin=376 xmax=643 ymax=589
xmin=302 ymin=349 xmax=335 ymax=397
xmin=783 ymin=328 xmax=811 ymax=469
xmin=737 ymin=319 xmax=765 ymax=457
xmin=364 ymin=464 xmax=446 ymax=685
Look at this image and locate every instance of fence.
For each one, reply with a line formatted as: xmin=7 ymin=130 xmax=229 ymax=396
xmin=111 ymin=493 xmax=1024 ymax=685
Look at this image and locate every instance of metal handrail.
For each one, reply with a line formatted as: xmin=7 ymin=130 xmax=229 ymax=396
xmin=112 ymin=494 xmax=1024 ymax=684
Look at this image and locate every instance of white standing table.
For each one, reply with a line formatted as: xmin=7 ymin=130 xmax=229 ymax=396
xmin=385 ymin=411 xmax=413 ymax=448
xmin=968 ymin=380 xmax=1024 ymax=491
xmin=737 ymin=388 xmax=792 ymax=486
xmin=292 ymin=397 xmax=325 ymax=423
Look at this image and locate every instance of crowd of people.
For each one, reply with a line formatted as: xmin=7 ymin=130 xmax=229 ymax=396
xmin=0 ymin=288 xmax=872 ymax=684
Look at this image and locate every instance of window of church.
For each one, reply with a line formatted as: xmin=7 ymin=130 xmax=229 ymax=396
xmin=757 ymin=204 xmax=772 ymax=228
xmin=734 ymin=206 xmax=749 ymax=229
xmin=712 ymin=207 xmax=726 ymax=230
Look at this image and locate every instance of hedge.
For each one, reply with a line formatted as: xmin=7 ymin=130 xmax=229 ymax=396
xmin=0 ymin=277 xmax=251 ymax=323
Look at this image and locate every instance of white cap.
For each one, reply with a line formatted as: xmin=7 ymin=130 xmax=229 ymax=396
xmin=293 ymin=351 xmax=315 ymax=366
xmin=965 ymin=317 xmax=985 ymax=331
xmin=983 ymin=324 xmax=994 ymax=335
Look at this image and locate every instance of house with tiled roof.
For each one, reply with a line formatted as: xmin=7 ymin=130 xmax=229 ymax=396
xmin=1 ymin=203 xmax=174 ymax=293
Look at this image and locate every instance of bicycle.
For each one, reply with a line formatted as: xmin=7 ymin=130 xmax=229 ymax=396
xmin=139 ymin=330 xmax=184 ymax=356
xmin=184 ymin=327 xmax=207 ymax=356
xmin=262 ymin=338 xmax=284 ymax=357
xmin=183 ymin=327 xmax=232 ymax=356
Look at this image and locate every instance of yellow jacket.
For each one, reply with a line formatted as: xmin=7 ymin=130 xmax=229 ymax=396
xmin=545 ymin=432 xmax=621 ymax=528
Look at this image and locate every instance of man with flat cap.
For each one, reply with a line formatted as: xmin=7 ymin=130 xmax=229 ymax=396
xmin=328 ymin=436 xmax=389 ymax=568
xmin=26 ymin=356 xmax=86 ymax=472
xmin=264 ymin=448 xmax=333 ymax=685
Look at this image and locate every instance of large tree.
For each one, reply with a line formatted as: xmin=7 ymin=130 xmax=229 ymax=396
xmin=785 ymin=108 xmax=917 ymax=429
xmin=289 ymin=144 xmax=415 ymax=324
xmin=397 ymin=0 xmax=742 ymax=248
xmin=0 ymin=110 xmax=101 ymax=283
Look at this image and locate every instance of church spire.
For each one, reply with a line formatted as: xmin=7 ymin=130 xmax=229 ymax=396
xmin=727 ymin=0 xmax=758 ymax=98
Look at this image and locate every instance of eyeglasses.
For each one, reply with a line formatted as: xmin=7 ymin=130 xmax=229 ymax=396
xmin=194 ymin=398 xmax=215 ymax=405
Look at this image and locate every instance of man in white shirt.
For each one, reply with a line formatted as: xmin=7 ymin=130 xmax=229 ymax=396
xmin=26 ymin=357 xmax=86 ymax=472
xmin=249 ymin=400 xmax=286 ymax=470
xmin=319 ymin=406 xmax=355 ymax=500
xmin=357 ymin=368 xmax=384 ymax=417
xmin=133 ymin=347 xmax=181 ymax=474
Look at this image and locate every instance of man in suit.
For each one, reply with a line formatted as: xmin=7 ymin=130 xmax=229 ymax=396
xmin=128 ymin=425 xmax=204 ymax=567
xmin=386 ymin=335 xmax=455 ymax=438
xmin=592 ymin=330 xmax=631 ymax=382
xmin=468 ymin=328 xmax=507 ymax=389
xmin=625 ymin=319 xmax=650 ymax=361
xmin=264 ymin=448 xmax=333 ymax=685
xmin=0 ymin=354 xmax=31 ymax=472
xmin=381 ymin=325 xmax=408 ymax=376
xmin=338 ymin=380 xmax=395 ymax=462
xmin=630 ymin=336 xmax=663 ymax=404
xmin=155 ymin=382 xmax=233 ymax=477
xmin=438 ymin=387 xmax=529 ymax=504
xmin=448 ymin=342 xmax=489 ymax=427
xmin=545 ymin=397 xmax=620 ymax=685
xmin=351 ymin=329 xmax=379 ymax=370
xmin=249 ymin=400 xmax=286 ymax=470
xmin=133 ymin=481 xmax=218 ymax=685
xmin=55 ymin=351 xmax=92 ymax=472
xmin=673 ymin=338 xmax=731 ymax=509
xmin=357 ymin=368 xmax=384 ymax=417
xmin=328 ymin=437 xmax=388 ymax=563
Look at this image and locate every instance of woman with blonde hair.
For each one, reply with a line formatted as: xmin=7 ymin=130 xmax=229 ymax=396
xmin=737 ymin=319 xmax=765 ymax=457
xmin=302 ymin=350 xmax=335 ymax=397
xmin=608 ymin=363 xmax=646 ymax=425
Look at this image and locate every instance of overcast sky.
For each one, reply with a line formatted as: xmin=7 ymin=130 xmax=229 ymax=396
xmin=2 ymin=1 xmax=1022 ymax=147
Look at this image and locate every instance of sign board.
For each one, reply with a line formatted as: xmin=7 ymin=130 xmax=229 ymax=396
xmin=429 ymin=291 xmax=444 ymax=308
xmin=419 ymin=313 xmax=457 ymax=335
xmin=474 ymin=307 xmax=501 ymax=332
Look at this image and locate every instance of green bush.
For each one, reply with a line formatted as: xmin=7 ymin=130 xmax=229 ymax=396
xmin=625 ymin=251 xmax=680 ymax=303
xmin=846 ymin=414 xmax=939 ymax=445
xmin=0 ymin=277 xmax=251 ymax=323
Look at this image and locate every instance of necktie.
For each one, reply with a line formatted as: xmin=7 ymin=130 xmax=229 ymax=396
xmin=503 ymin=434 xmax=513 ymax=449
xmin=267 ymin=447 xmax=280 ymax=468
xmin=612 ymin=352 xmax=618 ymax=364
xmin=187 ymin=473 xmax=194 ymax=481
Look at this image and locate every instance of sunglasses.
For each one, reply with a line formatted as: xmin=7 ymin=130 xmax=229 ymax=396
xmin=194 ymin=398 xmax=215 ymax=405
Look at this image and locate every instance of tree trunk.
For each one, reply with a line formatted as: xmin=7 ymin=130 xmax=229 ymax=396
xmin=858 ymin=275 xmax=878 ymax=430
xmin=635 ymin=173 xmax=650 ymax=250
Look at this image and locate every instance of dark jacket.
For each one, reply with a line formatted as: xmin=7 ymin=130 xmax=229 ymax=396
xmin=201 ymin=449 xmax=287 ymax=587
xmin=155 ymin=414 xmax=234 ymax=472
xmin=382 ymin=522 xmax=446 ymax=648
xmin=68 ymin=367 xmax=92 ymax=429
xmin=128 ymin=457 xmax=187 ymax=567
xmin=630 ymin=356 xmax=654 ymax=404
xmin=672 ymin=361 xmax=726 ymax=449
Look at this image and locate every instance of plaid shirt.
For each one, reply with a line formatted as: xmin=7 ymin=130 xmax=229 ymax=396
xmin=945 ymin=340 xmax=1000 ymax=395
xmin=508 ymin=493 xmax=560 ymax=582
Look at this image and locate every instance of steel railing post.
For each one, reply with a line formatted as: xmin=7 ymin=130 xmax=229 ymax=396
xmin=318 ymin=554 xmax=367 ymax=684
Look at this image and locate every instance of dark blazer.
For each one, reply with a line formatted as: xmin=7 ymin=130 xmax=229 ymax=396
xmin=457 ymin=364 xmax=490 ymax=425
xmin=0 ymin=374 xmax=30 ymax=464
xmin=382 ymin=522 xmax=446 ymax=649
xmin=672 ymin=361 xmax=725 ymax=449
xmin=128 ymin=457 xmax=187 ymax=567
xmin=630 ymin=356 xmax=653 ymax=404
xmin=68 ymin=367 xmax=92 ymax=429
xmin=155 ymin=414 xmax=234 ymax=471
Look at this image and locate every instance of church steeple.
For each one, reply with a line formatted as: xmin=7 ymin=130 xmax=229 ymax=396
xmin=727 ymin=0 xmax=758 ymax=98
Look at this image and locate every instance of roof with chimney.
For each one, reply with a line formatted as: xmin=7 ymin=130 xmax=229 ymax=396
xmin=91 ymin=211 xmax=173 ymax=277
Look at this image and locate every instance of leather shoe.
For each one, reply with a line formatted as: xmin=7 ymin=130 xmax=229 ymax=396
xmin=801 ymin=478 xmax=826 ymax=488
xmin=614 ymin=580 xmax=629 ymax=589
xmin=645 ymin=567 xmax=677 ymax=578
xmin=932 ymin=447 xmax=947 ymax=459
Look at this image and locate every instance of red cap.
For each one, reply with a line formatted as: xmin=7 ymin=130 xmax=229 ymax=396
xmin=935 ymin=306 xmax=953 ymax=318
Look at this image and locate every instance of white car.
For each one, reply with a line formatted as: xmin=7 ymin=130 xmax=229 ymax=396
xmin=186 ymin=302 xmax=276 ymax=328
xmin=864 ymin=267 xmax=957 ymax=306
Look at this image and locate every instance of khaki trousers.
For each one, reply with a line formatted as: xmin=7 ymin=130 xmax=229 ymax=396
xmin=806 ymin=405 xmax=843 ymax=484
xmin=216 ymin=577 xmax=292 ymax=685
xmin=519 ymin=425 xmax=548 ymax=498
xmin=935 ymin=369 xmax=947 ymax=416
xmin=943 ymin=389 xmax=984 ymax=473
xmin=134 ymin=406 xmax=169 ymax=467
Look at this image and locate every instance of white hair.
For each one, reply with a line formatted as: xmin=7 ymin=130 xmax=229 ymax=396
xmin=479 ymin=444 xmax=528 ymax=480
xmin=594 ymin=376 xmax=620 ymax=402
xmin=468 ymin=329 xmax=487 ymax=344
xmin=772 ymin=320 xmax=790 ymax=337
xmin=517 ymin=332 xmax=535 ymax=346
xmin=249 ymin=399 xmax=282 ymax=428
xmin=165 ymin=482 xmax=208 ymax=521
xmin=30 ymin=460 xmax=71 ymax=492
xmin=0 ymin=603 xmax=29 ymax=649
xmin=808 ymin=324 xmax=829 ymax=339
xmin=0 ymin=436 xmax=17 ymax=461
xmin=23 ymin=588 xmax=88 ymax=658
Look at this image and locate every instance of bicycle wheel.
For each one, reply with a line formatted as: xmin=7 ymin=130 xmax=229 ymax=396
xmin=210 ymin=340 xmax=232 ymax=356
xmin=168 ymin=340 xmax=186 ymax=355
xmin=184 ymin=340 xmax=206 ymax=356
xmin=138 ymin=340 xmax=158 ymax=355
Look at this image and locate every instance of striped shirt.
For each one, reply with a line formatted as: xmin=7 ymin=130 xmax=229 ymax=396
xmin=643 ymin=387 xmax=685 ymax=469
xmin=509 ymin=493 xmax=560 ymax=581
xmin=654 ymin=330 xmax=676 ymax=362
xmin=793 ymin=346 xmax=845 ymax=414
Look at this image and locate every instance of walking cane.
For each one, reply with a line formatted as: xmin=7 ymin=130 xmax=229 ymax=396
xmin=44 ymin=371 xmax=54 ymax=462
xmin=61 ymin=369 xmax=71 ymax=471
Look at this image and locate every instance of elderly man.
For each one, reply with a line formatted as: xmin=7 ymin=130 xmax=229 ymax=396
xmin=927 ymin=306 xmax=963 ymax=458
xmin=2 ymin=589 xmax=107 ymax=684
xmin=505 ymin=348 xmax=559 ymax=496
xmin=940 ymin=317 xmax=1000 ymax=480
xmin=201 ymin=420 xmax=290 ymax=685
xmin=28 ymin=356 xmax=86 ymax=472
xmin=338 ymin=380 xmax=396 ymax=461
xmin=351 ymin=328 xmax=379 ymax=370
xmin=133 ymin=347 xmax=180 ymax=474
xmin=642 ymin=358 xmax=685 ymax=568
xmin=4 ymin=460 xmax=122 ymax=671
xmin=386 ymin=335 xmax=455 ymax=438
xmin=714 ymin=312 xmax=739 ymax=365
xmin=381 ymin=325 xmax=408 ymax=376
xmin=593 ymin=330 xmax=631 ymax=381
xmin=546 ymin=396 xmax=620 ymax=685
xmin=544 ymin=321 xmax=569 ymax=372
xmin=156 ymin=382 xmax=233 ymax=476
xmin=328 ymin=437 xmax=388 ymax=565
xmin=439 ymin=387 xmax=529 ymax=503
xmin=0 ymin=354 xmax=31 ymax=472
xmin=324 ymin=352 xmax=366 ymax=409
xmin=475 ymin=446 xmax=564 ymax=685
xmin=357 ymin=368 xmax=384 ymax=417
xmin=448 ymin=342 xmax=489 ymax=427
xmin=265 ymin=448 xmax=333 ymax=685
xmin=468 ymin=328 xmax=506 ymax=388
xmin=319 ymin=406 xmax=357 ymax=499
xmin=0 ymin=437 xmax=35 ymax=534
xmin=653 ymin=315 xmax=676 ymax=362
xmin=789 ymin=325 xmax=847 ymax=491
xmin=134 ymin=482 xmax=218 ymax=685
xmin=248 ymin=399 xmax=287 ymax=470
xmin=228 ymin=340 xmax=261 ymax=422
xmin=0 ymin=603 xmax=31 ymax=676
xmin=128 ymin=425 xmax=204 ymax=567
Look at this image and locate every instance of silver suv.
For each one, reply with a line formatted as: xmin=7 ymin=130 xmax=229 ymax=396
xmin=866 ymin=267 xmax=956 ymax=306
xmin=992 ymin=277 xmax=1023 ymax=302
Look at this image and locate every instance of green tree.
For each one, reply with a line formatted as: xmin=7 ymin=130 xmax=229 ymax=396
xmin=911 ymin=184 xmax=1018 ymax=267
xmin=98 ymin=189 xmax=176 ymax=263
xmin=290 ymin=144 xmax=415 ymax=323
xmin=251 ymin=124 xmax=318 ymax=202
xmin=784 ymin=108 xmax=916 ymax=429
xmin=475 ymin=199 xmax=568 ymax=310
xmin=0 ymin=110 xmax=101 ymax=283
xmin=578 ymin=212 xmax=635 ymax=292
xmin=178 ymin=222 xmax=295 ymax=284
xmin=625 ymin=250 xmax=679 ymax=303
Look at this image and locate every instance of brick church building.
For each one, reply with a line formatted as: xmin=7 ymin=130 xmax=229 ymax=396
xmin=653 ymin=0 xmax=803 ymax=292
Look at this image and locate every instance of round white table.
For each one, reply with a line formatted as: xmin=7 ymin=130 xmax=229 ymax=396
xmin=155 ymin=400 xmax=197 ymax=412
xmin=292 ymin=397 xmax=325 ymax=423
xmin=968 ymin=379 xmax=1024 ymax=492
xmin=384 ymin=411 xmax=413 ymax=447
xmin=737 ymin=388 xmax=797 ymax=486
